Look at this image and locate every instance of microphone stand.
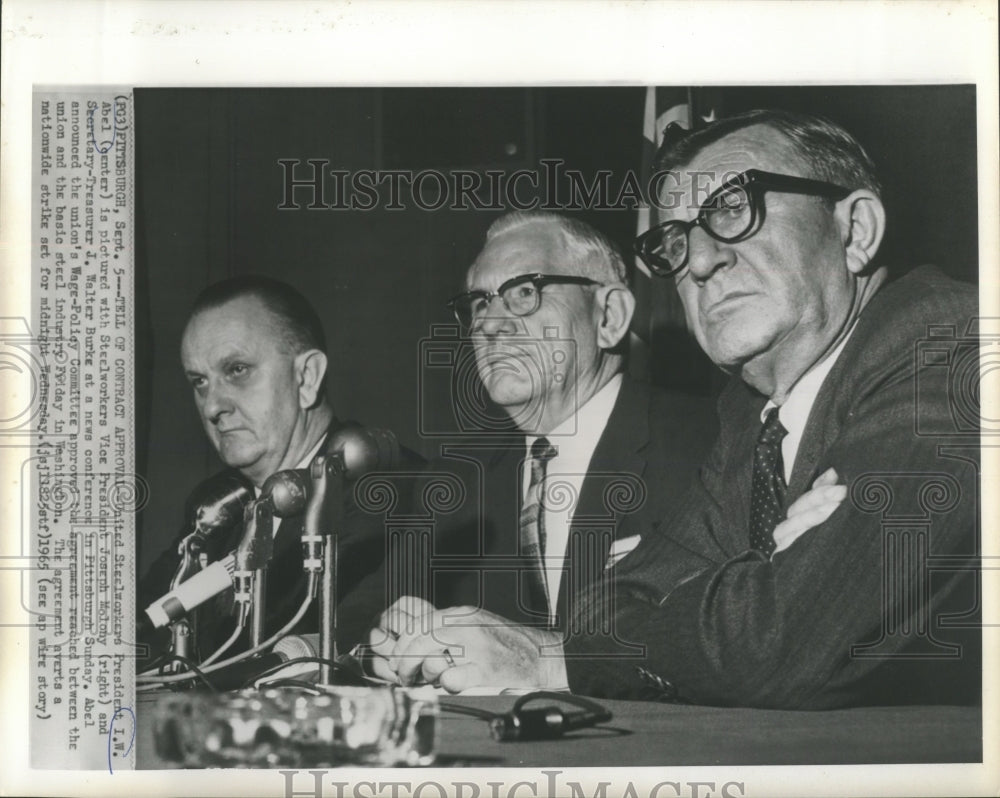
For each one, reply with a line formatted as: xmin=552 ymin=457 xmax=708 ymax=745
xmin=166 ymin=541 xmax=199 ymax=672
xmin=162 ymin=472 xmax=254 ymax=670
xmin=234 ymin=499 xmax=275 ymax=648
xmin=304 ymin=453 xmax=346 ymax=684
xmin=168 ymin=618 xmax=194 ymax=672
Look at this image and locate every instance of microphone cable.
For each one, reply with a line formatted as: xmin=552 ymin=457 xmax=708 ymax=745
xmin=136 ymin=586 xmax=315 ymax=686
xmin=138 ymin=614 xmax=249 ymax=678
xmin=136 ymin=655 xmax=219 ymax=693
xmin=200 ymin=619 xmax=246 ymax=667
xmin=439 ymin=691 xmax=613 ymax=742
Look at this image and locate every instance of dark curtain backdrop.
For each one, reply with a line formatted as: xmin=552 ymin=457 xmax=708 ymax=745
xmin=134 ymin=86 xmax=978 ymax=574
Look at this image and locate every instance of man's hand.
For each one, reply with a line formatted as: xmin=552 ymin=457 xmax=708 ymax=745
xmin=368 ymin=596 xmax=567 ymax=693
xmin=772 ymin=467 xmax=847 ymax=553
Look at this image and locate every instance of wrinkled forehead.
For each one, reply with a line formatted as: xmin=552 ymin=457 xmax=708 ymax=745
xmin=466 ymin=222 xmax=572 ymax=290
xmin=656 ymin=126 xmax=806 ymax=221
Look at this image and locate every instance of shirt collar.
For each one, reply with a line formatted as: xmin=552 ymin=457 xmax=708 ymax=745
xmin=527 ymin=373 xmax=623 ymax=467
xmin=761 ymin=321 xmax=858 ymax=456
xmin=297 ymin=433 xmax=328 ymax=470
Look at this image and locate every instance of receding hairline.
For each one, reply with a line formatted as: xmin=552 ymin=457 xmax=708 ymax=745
xmin=471 ymin=212 xmax=627 ymax=286
xmin=182 ymin=294 xmax=306 ymax=357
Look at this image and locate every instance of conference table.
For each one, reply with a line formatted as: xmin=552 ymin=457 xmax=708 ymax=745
xmin=136 ymin=693 xmax=981 ymax=768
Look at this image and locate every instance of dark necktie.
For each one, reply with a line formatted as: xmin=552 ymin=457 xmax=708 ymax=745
xmin=749 ymin=407 xmax=788 ymax=555
xmin=519 ymin=436 xmax=558 ymax=613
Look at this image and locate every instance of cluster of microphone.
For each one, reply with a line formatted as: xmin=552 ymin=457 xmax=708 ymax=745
xmin=141 ymin=425 xmax=617 ymax=741
xmin=141 ymin=425 xmax=399 ymax=686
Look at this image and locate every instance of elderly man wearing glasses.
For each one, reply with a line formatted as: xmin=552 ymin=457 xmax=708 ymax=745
xmin=372 ymin=110 xmax=980 ymax=709
xmin=573 ymin=110 xmax=980 ymax=708
xmin=370 ymin=211 xmax=715 ymax=688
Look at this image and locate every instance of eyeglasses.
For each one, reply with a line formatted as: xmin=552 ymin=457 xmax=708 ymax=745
xmin=634 ymin=169 xmax=852 ymax=277
xmin=447 ymin=272 xmax=600 ymax=332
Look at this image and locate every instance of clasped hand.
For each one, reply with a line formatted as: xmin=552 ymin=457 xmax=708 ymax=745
xmin=367 ymin=597 xmax=568 ymax=694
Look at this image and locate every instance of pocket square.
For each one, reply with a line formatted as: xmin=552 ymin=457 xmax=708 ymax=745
xmin=605 ymin=534 xmax=641 ymax=569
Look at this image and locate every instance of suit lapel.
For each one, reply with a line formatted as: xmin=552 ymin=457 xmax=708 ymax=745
xmin=711 ymin=381 xmax=763 ymax=557
xmin=558 ymin=379 xmax=649 ymax=623
xmin=574 ymin=378 xmax=649 ymax=534
xmin=787 ymin=395 xmax=833 ymax=501
xmin=786 ymin=330 xmax=861 ymax=501
xmin=734 ymin=395 xmax=761 ymax=552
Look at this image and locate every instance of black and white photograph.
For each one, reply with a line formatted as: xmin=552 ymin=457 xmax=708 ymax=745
xmin=2 ymin=2 xmax=997 ymax=797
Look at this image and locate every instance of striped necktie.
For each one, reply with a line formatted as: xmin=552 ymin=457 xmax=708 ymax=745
xmin=519 ymin=436 xmax=558 ymax=614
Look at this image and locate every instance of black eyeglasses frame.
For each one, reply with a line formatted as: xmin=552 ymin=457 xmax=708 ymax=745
xmin=634 ymin=169 xmax=853 ymax=277
xmin=447 ymin=272 xmax=601 ymax=331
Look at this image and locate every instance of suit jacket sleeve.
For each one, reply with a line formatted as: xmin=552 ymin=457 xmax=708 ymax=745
xmin=564 ymin=270 xmax=980 ymax=708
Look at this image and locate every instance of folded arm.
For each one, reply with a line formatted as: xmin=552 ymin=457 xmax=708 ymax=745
xmin=565 ymin=346 xmax=979 ymax=708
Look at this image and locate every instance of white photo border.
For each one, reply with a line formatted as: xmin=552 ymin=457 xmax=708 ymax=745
xmin=2 ymin=1 xmax=997 ymax=796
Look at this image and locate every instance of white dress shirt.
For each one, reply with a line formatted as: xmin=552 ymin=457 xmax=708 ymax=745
xmin=524 ymin=374 xmax=623 ymax=622
xmin=762 ymin=324 xmax=858 ymax=482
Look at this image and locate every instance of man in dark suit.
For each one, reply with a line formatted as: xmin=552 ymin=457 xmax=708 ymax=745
xmin=371 ymin=212 xmax=714 ymax=688
xmin=412 ymin=378 xmax=714 ymax=634
xmin=373 ymin=112 xmax=981 ymax=707
xmin=138 ymin=276 xmax=419 ymax=666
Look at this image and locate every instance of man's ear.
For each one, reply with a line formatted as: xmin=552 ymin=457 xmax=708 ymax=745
xmin=835 ymin=189 xmax=886 ymax=275
xmin=295 ymin=349 xmax=328 ymax=409
xmin=594 ymin=284 xmax=636 ymax=350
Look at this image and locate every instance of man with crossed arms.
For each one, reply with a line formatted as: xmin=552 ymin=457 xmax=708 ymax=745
xmin=372 ymin=111 xmax=979 ymax=708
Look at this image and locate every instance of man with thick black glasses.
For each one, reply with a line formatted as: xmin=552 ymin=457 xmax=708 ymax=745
xmin=568 ymin=109 xmax=981 ymax=707
xmin=377 ymin=111 xmax=979 ymax=708
xmin=370 ymin=212 xmax=714 ymax=691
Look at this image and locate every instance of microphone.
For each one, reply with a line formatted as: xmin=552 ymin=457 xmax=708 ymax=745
xmin=167 ymin=472 xmax=253 ymax=592
xmin=186 ymin=473 xmax=255 ymax=560
xmin=305 ymin=425 xmax=399 ymax=683
xmin=202 ymin=633 xmax=321 ymax=691
xmin=146 ymin=471 xmax=311 ymax=630
xmin=254 ymin=427 xmax=400 ymax=502
xmin=234 ymin=469 xmax=308 ymax=573
xmin=144 ymin=429 xmax=399 ymax=635
xmin=146 ymin=555 xmax=236 ymax=629
xmin=235 ymin=472 xmax=311 ymax=640
xmin=273 ymin=632 xmax=320 ymax=660
xmin=260 ymin=469 xmax=310 ymax=515
xmin=325 ymin=425 xmax=400 ymax=478
xmin=298 ymin=427 xmax=402 ymax=551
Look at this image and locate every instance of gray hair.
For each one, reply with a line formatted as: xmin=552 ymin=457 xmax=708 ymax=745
xmin=654 ymin=109 xmax=882 ymax=199
xmin=482 ymin=211 xmax=628 ymax=284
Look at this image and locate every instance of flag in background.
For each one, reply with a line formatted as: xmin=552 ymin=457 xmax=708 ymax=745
xmin=629 ymin=87 xmax=723 ymax=391
xmin=634 ymin=87 xmax=692 ymax=279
